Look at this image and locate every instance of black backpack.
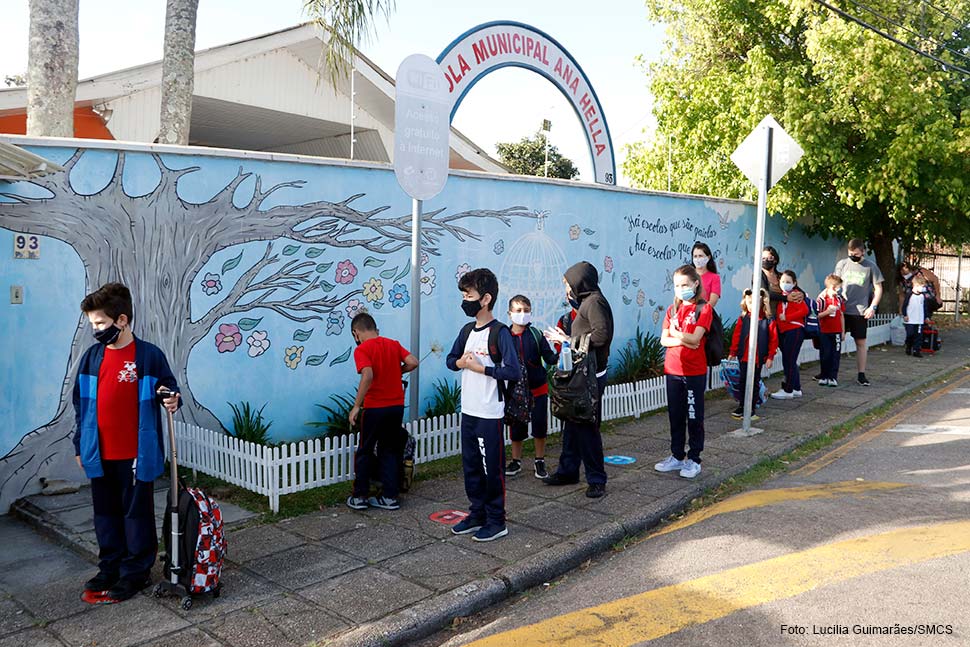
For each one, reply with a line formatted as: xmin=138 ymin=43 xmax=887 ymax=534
xmin=502 ymin=336 xmax=534 ymax=425
xmin=455 ymin=320 xmax=517 ymax=403
xmin=696 ymin=300 xmax=724 ymax=366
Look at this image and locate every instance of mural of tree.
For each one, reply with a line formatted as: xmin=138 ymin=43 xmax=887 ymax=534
xmin=0 ymin=149 xmax=530 ymax=507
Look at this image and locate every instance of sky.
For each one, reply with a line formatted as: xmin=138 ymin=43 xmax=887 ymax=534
xmin=0 ymin=0 xmax=667 ymax=184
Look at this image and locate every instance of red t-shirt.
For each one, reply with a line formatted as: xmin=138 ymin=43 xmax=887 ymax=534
xmin=816 ymin=293 xmax=846 ymax=334
xmin=663 ymin=302 xmax=713 ymax=376
xmin=354 ymin=337 xmax=410 ymax=408
xmin=97 ymin=341 xmax=139 ymax=460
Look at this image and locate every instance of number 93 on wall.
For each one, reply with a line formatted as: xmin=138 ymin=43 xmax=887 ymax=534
xmin=14 ymin=234 xmax=40 ymax=260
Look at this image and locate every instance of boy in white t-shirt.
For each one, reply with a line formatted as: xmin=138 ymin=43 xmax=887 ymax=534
xmin=446 ymin=268 xmax=520 ymax=542
xmin=903 ymin=274 xmax=930 ymax=358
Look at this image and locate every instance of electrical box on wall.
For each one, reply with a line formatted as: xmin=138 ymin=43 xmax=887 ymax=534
xmin=10 ymin=285 xmax=23 ymax=304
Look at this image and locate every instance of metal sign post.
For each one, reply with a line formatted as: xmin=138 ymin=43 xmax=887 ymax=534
xmin=730 ymin=116 xmax=804 ymax=436
xmin=394 ymin=54 xmax=450 ymax=421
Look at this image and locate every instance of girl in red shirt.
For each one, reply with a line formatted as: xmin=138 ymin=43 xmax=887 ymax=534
xmin=654 ymin=265 xmax=712 ymax=480
xmin=771 ymin=270 xmax=809 ymax=399
xmin=728 ymin=288 xmax=777 ymax=419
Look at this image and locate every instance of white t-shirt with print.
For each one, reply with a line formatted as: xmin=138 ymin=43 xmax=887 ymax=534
xmin=460 ymin=325 xmax=505 ymax=420
xmin=906 ymin=293 xmax=925 ymax=325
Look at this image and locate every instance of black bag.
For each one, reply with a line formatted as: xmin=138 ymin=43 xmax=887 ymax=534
xmin=697 ymin=300 xmax=724 ymax=366
xmin=549 ymin=334 xmax=599 ymax=424
xmin=503 ymin=342 xmax=534 ymax=425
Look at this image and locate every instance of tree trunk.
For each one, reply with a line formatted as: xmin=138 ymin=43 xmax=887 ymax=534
xmin=158 ymin=0 xmax=199 ymax=145
xmin=870 ymin=231 xmax=898 ymax=313
xmin=26 ymin=0 xmax=79 ymax=137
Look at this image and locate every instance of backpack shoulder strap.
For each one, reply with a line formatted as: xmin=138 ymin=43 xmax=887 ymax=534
xmin=456 ymin=321 xmax=475 ymax=353
xmin=487 ymin=321 xmax=505 ymax=365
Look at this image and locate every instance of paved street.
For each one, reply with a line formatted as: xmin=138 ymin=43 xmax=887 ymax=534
xmin=419 ymin=368 xmax=970 ymax=646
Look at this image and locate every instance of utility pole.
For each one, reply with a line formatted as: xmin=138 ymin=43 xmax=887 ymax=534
xmin=541 ymin=119 xmax=551 ymax=177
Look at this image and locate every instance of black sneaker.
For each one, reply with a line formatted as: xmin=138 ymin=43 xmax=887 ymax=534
xmin=84 ymin=570 xmax=119 ymax=592
xmin=505 ymin=459 xmax=522 ymax=477
xmin=731 ymin=406 xmax=744 ymax=419
xmin=472 ymin=524 xmax=508 ymax=542
xmin=367 ymin=495 xmax=400 ymax=510
xmin=106 ymin=577 xmax=150 ymax=602
xmin=586 ymin=483 xmax=606 ymax=498
xmin=543 ymin=472 xmax=580 ymax=486
xmin=857 ymin=373 xmax=870 ymax=386
xmin=451 ymin=516 xmax=485 ymax=535
xmin=533 ymin=458 xmax=548 ymax=479
xmin=813 ymin=373 xmax=823 ymax=381
xmin=346 ymin=495 xmax=368 ymax=510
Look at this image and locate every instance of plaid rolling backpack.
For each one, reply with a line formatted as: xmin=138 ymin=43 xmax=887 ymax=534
xmin=162 ymin=486 xmax=226 ymax=595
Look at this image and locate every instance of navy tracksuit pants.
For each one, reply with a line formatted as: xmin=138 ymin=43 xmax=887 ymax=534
xmin=555 ymin=374 xmax=608 ymax=485
xmin=353 ymin=405 xmax=405 ymax=499
xmin=779 ymin=328 xmax=804 ymax=393
xmin=818 ymin=333 xmax=842 ymax=380
xmin=460 ymin=415 xmax=506 ymax=527
xmin=666 ymin=374 xmax=706 ymax=463
xmin=91 ymin=459 xmax=157 ymax=580
xmin=904 ymin=324 xmax=924 ymax=355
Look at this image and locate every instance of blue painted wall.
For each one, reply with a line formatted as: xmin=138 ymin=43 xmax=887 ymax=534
xmin=0 ymin=142 xmax=841 ymax=458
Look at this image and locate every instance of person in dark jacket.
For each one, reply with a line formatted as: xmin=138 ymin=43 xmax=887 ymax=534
xmin=543 ymin=261 xmax=614 ymax=498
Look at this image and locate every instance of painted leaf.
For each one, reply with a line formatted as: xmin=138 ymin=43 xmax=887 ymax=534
xmin=306 ymin=353 xmax=329 ymax=366
xmin=237 ymin=317 xmax=262 ymax=331
xmin=612 ymin=273 xmax=617 ymax=284
xmin=632 ymin=279 xmax=641 ymax=287
xmin=293 ymin=328 xmax=314 ymax=342
xmin=372 ymin=301 xmax=384 ymax=309
xmin=221 ymin=251 xmax=244 ymax=274
xmin=583 ymin=228 xmax=595 ymax=235
xmin=329 ymin=347 xmax=353 ymax=366
xmin=380 ymin=266 xmax=399 ymax=280
xmin=394 ymin=263 xmax=411 ymax=281
xmin=319 ymin=281 xmax=336 ymax=292
xmin=363 ymin=257 xmax=385 ymax=268
xmin=305 ymin=247 xmax=325 ymax=258
xmin=282 ymin=245 xmax=301 ymax=256
xmin=649 ymin=299 xmax=656 ymax=306
xmin=622 ymin=296 xmax=632 ymax=305
xmin=315 ymin=262 xmax=334 ymax=273
xmin=588 ymin=243 xmax=600 ymax=250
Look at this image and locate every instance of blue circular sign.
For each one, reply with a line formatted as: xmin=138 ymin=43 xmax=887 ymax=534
xmin=604 ymin=455 xmax=636 ymax=465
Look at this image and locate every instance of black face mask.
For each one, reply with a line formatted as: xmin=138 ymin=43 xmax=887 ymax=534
xmin=567 ymin=295 xmax=581 ymax=310
xmin=761 ymin=259 xmax=776 ymax=270
xmin=353 ymin=334 xmax=361 ymax=347
xmin=849 ymin=254 xmax=863 ymax=263
xmin=94 ymin=324 xmax=122 ymax=346
xmin=461 ymin=299 xmax=483 ymax=318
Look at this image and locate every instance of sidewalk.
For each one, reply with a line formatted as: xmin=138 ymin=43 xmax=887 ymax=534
xmin=2 ymin=330 xmax=968 ymax=647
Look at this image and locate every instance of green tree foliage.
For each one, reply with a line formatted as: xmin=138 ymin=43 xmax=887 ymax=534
xmin=496 ymin=132 xmax=580 ymax=180
xmin=624 ymin=0 xmax=970 ymax=309
xmin=304 ymin=0 xmax=396 ymax=84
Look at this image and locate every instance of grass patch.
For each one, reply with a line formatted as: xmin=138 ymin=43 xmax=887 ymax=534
xmin=613 ymin=363 xmax=970 ymax=552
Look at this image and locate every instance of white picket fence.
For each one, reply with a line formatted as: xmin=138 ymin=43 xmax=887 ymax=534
xmin=172 ymin=317 xmax=893 ymax=512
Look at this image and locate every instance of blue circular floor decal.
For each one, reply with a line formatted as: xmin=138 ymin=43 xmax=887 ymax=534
xmin=604 ymin=455 xmax=636 ymax=465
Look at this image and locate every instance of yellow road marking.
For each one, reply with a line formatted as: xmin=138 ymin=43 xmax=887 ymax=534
xmin=652 ymin=480 xmax=907 ymax=538
xmin=791 ymin=371 xmax=970 ymax=477
xmin=465 ymin=520 xmax=970 ymax=647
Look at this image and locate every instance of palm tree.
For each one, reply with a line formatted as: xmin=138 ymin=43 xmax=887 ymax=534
xmin=26 ymin=0 xmax=79 ymax=137
xmin=303 ymin=0 xmax=397 ymax=84
xmin=158 ymin=0 xmax=200 ymax=145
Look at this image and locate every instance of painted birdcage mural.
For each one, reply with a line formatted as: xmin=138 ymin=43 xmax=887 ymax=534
xmin=498 ymin=212 xmax=569 ymax=328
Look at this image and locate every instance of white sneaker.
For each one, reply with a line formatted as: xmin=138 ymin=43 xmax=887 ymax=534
xmin=679 ymin=459 xmax=702 ymax=479
xmin=771 ymin=389 xmax=795 ymax=400
xmin=792 ymin=390 xmax=803 ymax=398
xmin=818 ymin=379 xmax=830 ymax=386
xmin=654 ymin=455 xmax=686 ymax=472
xmin=827 ymin=379 xmax=838 ymax=387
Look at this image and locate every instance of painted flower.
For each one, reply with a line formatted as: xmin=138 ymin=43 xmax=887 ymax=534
xmin=334 ymin=259 xmax=358 ymax=285
xmin=621 ymin=272 xmax=631 ymax=289
xmin=246 ymin=330 xmax=270 ymax=358
xmin=604 ymin=256 xmax=614 ymax=273
xmin=493 ymin=240 xmax=505 ymax=255
xmin=637 ymin=289 xmax=646 ymax=307
xmin=284 ymin=345 xmax=304 ymax=369
xmin=345 ymin=298 xmax=366 ymax=319
xmin=215 ymin=323 xmax=242 ymax=353
xmin=362 ymin=277 xmax=384 ymax=303
xmin=455 ymin=263 xmax=471 ymax=282
xmin=420 ymin=267 xmax=436 ymax=295
xmin=652 ymin=307 xmax=662 ymax=324
xmin=326 ymin=311 xmax=344 ymax=336
xmin=569 ymin=224 xmax=581 ymax=240
xmin=389 ymin=283 xmax=410 ymax=308
xmin=201 ymin=272 xmax=222 ymax=296
xmin=420 ymin=251 xmax=430 ymax=266
xmin=719 ymin=256 xmax=726 ymax=269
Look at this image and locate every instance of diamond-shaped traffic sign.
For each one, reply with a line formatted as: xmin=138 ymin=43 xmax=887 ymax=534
xmin=730 ymin=115 xmax=803 ymax=190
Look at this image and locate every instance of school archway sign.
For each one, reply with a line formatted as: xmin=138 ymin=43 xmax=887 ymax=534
xmin=436 ymin=21 xmax=617 ymax=185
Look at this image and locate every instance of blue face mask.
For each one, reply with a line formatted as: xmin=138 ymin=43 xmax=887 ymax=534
xmin=677 ymin=286 xmax=696 ymax=301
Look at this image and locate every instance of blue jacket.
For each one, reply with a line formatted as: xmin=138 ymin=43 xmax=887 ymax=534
xmin=72 ymin=336 xmax=180 ymax=481
xmin=512 ymin=325 xmax=559 ymax=390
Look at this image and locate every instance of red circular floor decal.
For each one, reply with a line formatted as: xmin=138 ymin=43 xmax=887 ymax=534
xmin=429 ymin=510 xmax=469 ymax=525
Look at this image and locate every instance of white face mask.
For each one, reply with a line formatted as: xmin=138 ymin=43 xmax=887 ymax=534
xmin=913 ymin=286 xmax=924 ymax=294
xmin=780 ymin=282 xmax=795 ymax=293
xmin=692 ymin=255 xmax=709 ymax=269
xmin=509 ymin=312 xmax=532 ymax=326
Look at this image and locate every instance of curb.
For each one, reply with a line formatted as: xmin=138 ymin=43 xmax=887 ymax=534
xmin=323 ymin=360 xmax=969 ymax=647
xmin=10 ymin=497 xmax=99 ymax=566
